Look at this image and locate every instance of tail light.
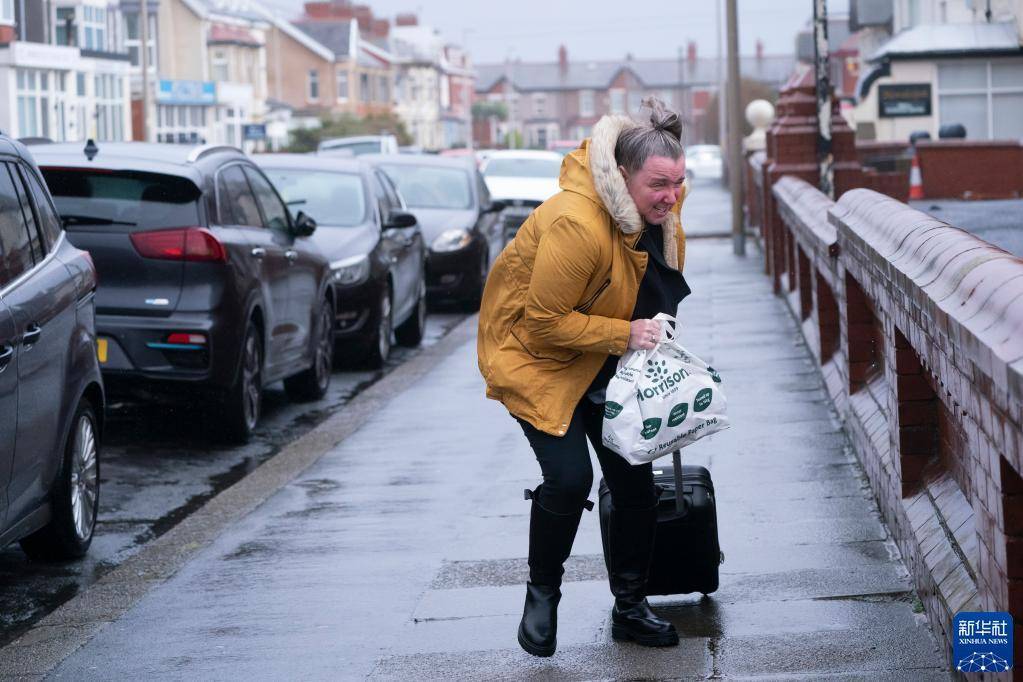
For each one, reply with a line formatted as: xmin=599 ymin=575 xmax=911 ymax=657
xmin=130 ymin=228 xmax=228 ymax=263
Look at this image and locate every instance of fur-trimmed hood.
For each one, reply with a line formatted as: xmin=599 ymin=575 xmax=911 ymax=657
xmin=559 ymin=114 xmax=687 ymax=271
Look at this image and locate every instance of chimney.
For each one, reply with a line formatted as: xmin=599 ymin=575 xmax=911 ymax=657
xmin=686 ymin=41 xmax=697 ymax=63
xmin=558 ymin=44 xmax=568 ymax=74
xmin=396 ymin=13 xmax=417 ymax=27
xmin=756 ymin=39 xmax=764 ymax=61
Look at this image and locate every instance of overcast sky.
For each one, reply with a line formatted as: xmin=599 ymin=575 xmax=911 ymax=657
xmin=263 ymin=0 xmax=851 ymax=64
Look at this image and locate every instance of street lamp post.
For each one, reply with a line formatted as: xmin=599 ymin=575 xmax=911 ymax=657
xmin=813 ymin=0 xmax=834 ymax=198
xmin=725 ymin=0 xmax=744 ymax=255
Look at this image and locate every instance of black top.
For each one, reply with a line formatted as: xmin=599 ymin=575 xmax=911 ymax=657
xmin=586 ymin=224 xmax=691 ymax=402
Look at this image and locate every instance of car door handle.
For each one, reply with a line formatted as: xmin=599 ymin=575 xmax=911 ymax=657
xmin=251 ymin=247 xmax=266 ymax=259
xmin=285 ymin=250 xmax=299 ymax=262
xmin=22 ymin=324 xmax=41 ymax=348
xmin=0 ymin=344 xmax=12 ymax=371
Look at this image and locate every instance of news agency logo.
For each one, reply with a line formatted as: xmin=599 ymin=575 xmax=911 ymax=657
xmin=953 ymin=611 xmax=1013 ymax=673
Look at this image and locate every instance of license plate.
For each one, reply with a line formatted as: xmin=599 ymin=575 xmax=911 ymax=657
xmin=96 ymin=338 xmax=108 ymax=364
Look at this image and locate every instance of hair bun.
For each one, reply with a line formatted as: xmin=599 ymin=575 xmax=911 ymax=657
xmin=642 ymin=96 xmax=683 ymax=141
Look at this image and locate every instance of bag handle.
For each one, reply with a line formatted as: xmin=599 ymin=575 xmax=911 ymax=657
xmin=653 ymin=312 xmax=678 ymax=345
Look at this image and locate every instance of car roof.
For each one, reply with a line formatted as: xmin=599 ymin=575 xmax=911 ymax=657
xmin=484 ymin=150 xmax=563 ymax=161
xmin=27 ymin=142 xmax=246 ymax=184
xmin=360 ymin=153 xmax=476 ymax=170
xmin=251 ymin=153 xmax=367 ymax=174
xmin=320 ymin=135 xmax=392 ymax=145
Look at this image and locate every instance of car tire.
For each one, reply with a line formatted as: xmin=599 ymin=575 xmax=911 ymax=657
xmin=20 ymin=398 xmax=100 ymax=561
xmin=284 ymin=298 xmax=334 ymax=402
xmin=395 ymin=278 xmax=427 ymax=348
xmin=220 ymin=320 xmax=263 ymax=443
xmin=362 ymin=285 xmax=392 ymax=369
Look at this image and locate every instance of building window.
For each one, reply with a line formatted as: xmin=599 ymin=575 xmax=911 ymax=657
xmin=378 ymin=75 xmax=389 ymax=103
xmin=1 ymin=0 xmax=14 ymax=23
xmin=579 ymin=90 xmax=594 ymax=117
xmin=83 ymin=6 xmax=107 ymax=51
xmin=336 ymin=70 xmax=349 ymax=102
xmin=94 ymin=74 xmax=124 ymax=141
xmin=124 ymin=12 xmax=157 ymax=68
xmin=211 ymin=50 xmax=229 ymax=82
xmin=360 ymin=73 xmax=370 ymax=103
xmin=938 ymin=59 xmax=1023 ymax=140
xmin=156 ymin=104 xmax=207 ymax=144
xmin=55 ymin=7 xmax=75 ymax=44
xmin=628 ymin=90 xmax=642 ymax=113
xmin=609 ymin=89 xmax=625 ymax=114
xmin=16 ymin=69 xmax=50 ymax=138
xmin=532 ymin=93 xmax=546 ymax=117
xmin=308 ymin=69 xmax=319 ymax=101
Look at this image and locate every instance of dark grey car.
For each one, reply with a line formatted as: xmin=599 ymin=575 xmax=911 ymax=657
xmin=254 ymin=154 xmax=427 ymax=368
xmin=31 ymin=142 xmax=336 ymax=443
xmin=0 ymin=135 xmax=104 ymax=560
xmin=363 ymin=154 xmax=505 ymax=309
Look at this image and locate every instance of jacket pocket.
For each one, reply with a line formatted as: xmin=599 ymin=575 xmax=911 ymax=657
xmin=510 ymin=319 xmax=582 ymax=363
xmin=574 ymin=278 xmax=611 ymax=313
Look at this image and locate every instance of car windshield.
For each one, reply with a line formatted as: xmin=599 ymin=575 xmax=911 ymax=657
xmin=378 ymin=164 xmax=473 ymax=210
xmin=322 ymin=141 xmax=380 ymax=156
xmin=261 ymin=169 xmax=366 ymax=227
xmin=484 ymin=158 xmax=561 ymax=179
xmin=686 ymin=146 xmax=721 ymax=159
xmin=40 ymin=168 xmax=201 ymax=230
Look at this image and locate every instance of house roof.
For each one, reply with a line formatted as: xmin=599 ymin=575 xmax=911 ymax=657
xmin=208 ymin=23 xmax=261 ymax=46
xmin=474 ymin=55 xmax=795 ymax=93
xmin=294 ymin=20 xmax=353 ymax=58
xmin=870 ymin=21 xmax=1022 ymax=61
xmin=250 ymin=5 xmax=334 ymax=62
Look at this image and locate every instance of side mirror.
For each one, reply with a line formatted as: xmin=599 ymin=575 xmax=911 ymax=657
xmin=293 ymin=210 xmax=317 ymax=237
xmin=484 ymin=200 xmax=506 ymax=214
xmin=385 ymin=210 xmax=417 ymax=229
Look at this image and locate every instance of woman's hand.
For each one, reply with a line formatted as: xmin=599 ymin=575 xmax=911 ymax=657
xmin=628 ymin=319 xmax=662 ymax=350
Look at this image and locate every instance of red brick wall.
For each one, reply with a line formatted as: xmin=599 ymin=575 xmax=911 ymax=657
xmin=916 ymin=140 xmax=1023 ymax=200
xmin=769 ymin=175 xmax=1023 ymax=675
xmin=0 ymin=25 xmax=15 ymax=44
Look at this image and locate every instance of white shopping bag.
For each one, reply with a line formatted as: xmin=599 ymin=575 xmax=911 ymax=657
xmin=602 ymin=313 xmax=730 ymax=465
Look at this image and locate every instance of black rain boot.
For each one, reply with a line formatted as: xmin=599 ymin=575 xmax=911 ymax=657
xmin=518 ymin=485 xmax=592 ymax=657
xmin=607 ymin=504 xmax=679 ymax=647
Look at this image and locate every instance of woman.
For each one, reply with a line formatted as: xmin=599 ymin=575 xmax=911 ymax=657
xmin=477 ymin=98 xmax=691 ymax=657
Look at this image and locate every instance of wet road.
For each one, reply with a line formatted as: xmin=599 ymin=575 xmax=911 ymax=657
xmin=0 ymin=313 xmax=465 ymax=648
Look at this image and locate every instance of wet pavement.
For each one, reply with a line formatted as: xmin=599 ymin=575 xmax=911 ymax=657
xmin=0 ymin=313 xmax=465 ymax=649
xmin=18 ymin=235 xmax=953 ymax=679
xmin=683 ymin=178 xmax=732 ymax=238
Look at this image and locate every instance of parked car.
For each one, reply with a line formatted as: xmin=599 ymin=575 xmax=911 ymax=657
xmin=0 ymin=134 xmax=104 ymax=560
xmin=255 ymin=154 xmax=427 ymax=368
xmin=318 ymin=135 xmax=399 ymax=157
xmin=365 ymin=154 xmax=505 ymax=309
xmin=548 ymin=139 xmax=581 ymax=156
xmin=684 ymin=144 xmax=723 ymax=181
xmin=32 ymin=141 xmax=336 ymax=442
xmin=479 ymin=150 xmax=562 ymax=241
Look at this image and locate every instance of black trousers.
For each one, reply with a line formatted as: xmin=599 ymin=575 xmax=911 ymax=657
xmin=517 ymin=399 xmax=657 ymax=515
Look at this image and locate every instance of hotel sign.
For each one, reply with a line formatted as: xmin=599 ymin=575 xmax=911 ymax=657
xmin=878 ymin=83 xmax=932 ymax=118
xmin=156 ymin=79 xmax=216 ymax=106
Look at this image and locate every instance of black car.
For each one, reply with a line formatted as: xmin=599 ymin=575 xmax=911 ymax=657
xmin=0 ymin=134 xmax=104 ymax=560
xmin=363 ymin=155 xmax=505 ymax=309
xmin=32 ymin=141 xmax=336 ymax=442
xmin=255 ymin=154 xmax=427 ymax=368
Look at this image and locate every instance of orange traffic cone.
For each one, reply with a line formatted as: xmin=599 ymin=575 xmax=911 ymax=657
xmin=909 ymin=150 xmax=924 ymax=200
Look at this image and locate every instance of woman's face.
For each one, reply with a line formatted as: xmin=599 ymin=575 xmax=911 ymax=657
xmin=620 ymin=154 xmax=687 ymax=225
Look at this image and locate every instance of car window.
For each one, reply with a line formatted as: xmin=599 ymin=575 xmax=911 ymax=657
xmin=369 ymin=172 xmax=389 ymax=222
xmin=376 ymin=171 xmax=402 ymax=210
xmin=483 ymin=158 xmax=561 ymax=178
xmin=260 ymin=169 xmax=367 ymax=228
xmin=20 ymin=164 xmax=62 ymax=248
xmin=377 ymin=164 xmax=472 ymax=210
xmin=7 ymin=163 xmax=46 ymax=262
xmin=0 ymin=163 xmax=36 ymax=285
xmin=476 ymin=172 xmax=491 ymax=207
xmin=242 ymin=166 xmax=290 ymax=231
xmin=217 ymin=165 xmax=262 ymax=227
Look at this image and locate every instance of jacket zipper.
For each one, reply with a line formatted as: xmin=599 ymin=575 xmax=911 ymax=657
xmin=575 ymin=279 xmax=610 ymax=313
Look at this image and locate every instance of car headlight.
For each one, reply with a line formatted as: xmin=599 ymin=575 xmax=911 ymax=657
xmin=431 ymin=228 xmax=473 ymax=253
xmin=330 ymin=254 xmax=370 ymax=285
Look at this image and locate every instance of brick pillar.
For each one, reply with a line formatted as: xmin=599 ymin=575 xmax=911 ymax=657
xmin=831 ymin=96 xmax=863 ymax=197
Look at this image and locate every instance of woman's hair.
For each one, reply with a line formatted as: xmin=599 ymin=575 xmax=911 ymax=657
xmin=614 ymin=97 xmax=685 ymax=174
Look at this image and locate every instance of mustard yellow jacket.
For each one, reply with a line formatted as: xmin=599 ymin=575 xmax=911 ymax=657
xmin=477 ymin=115 xmax=688 ymax=436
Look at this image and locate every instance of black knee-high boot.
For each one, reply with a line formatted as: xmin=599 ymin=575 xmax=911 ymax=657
xmin=518 ymin=485 xmax=592 ymax=657
xmin=607 ymin=504 xmax=679 ymax=647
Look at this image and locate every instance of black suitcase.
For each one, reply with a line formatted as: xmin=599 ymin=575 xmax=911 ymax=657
xmin=598 ymin=451 xmax=723 ymax=596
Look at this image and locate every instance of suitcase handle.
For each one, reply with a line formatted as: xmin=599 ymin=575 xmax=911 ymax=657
xmin=672 ymin=450 xmax=684 ymax=513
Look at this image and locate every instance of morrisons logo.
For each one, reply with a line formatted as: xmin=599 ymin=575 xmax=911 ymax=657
xmin=636 ymin=365 xmax=691 ymax=403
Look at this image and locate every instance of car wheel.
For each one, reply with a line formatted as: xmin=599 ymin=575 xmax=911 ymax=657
xmin=395 ymin=278 xmax=427 ymax=347
xmin=20 ymin=398 xmax=100 ymax=561
xmin=221 ymin=321 xmax=262 ymax=443
xmin=284 ymin=299 xmax=334 ymax=402
xmin=363 ymin=285 xmax=392 ymax=369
